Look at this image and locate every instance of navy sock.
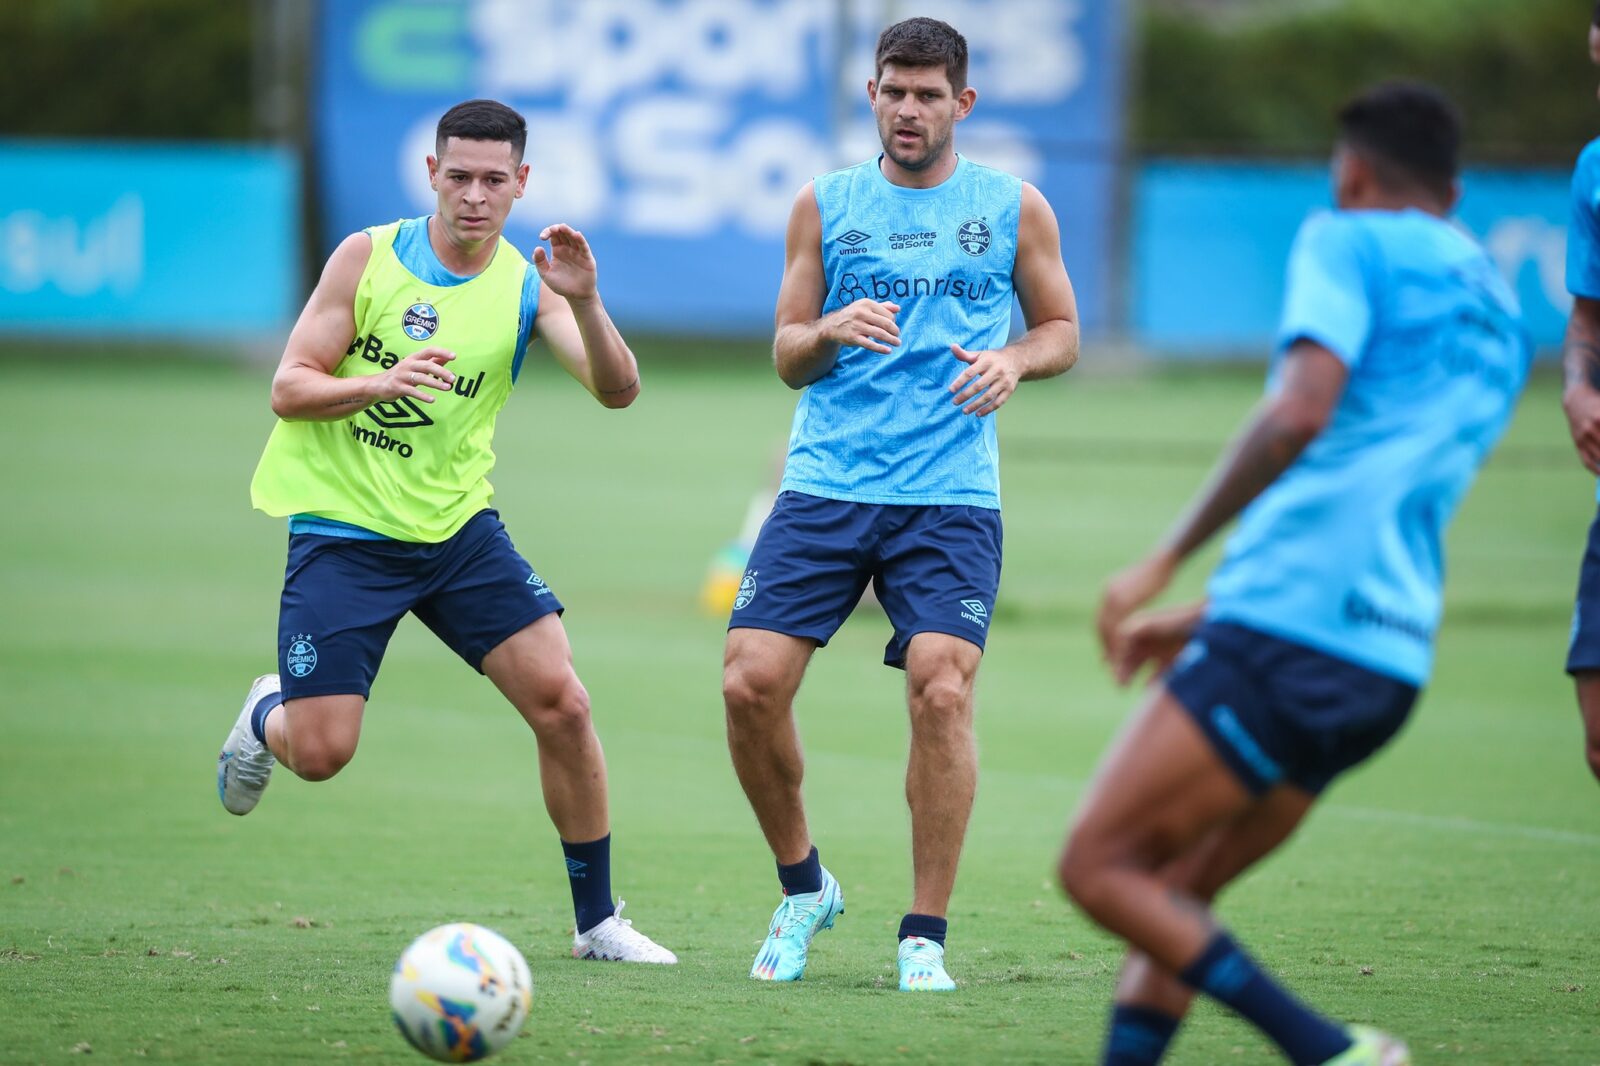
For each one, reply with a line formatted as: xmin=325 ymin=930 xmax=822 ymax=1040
xmin=249 ymin=689 xmax=284 ymax=746
xmin=1102 ymin=1004 xmax=1181 ymax=1065
xmin=897 ymin=913 xmax=947 ymax=947
xmin=561 ymin=834 xmax=615 ymax=935
xmin=776 ymin=846 xmax=822 ymax=895
xmin=1178 ymin=932 xmax=1351 ymax=1066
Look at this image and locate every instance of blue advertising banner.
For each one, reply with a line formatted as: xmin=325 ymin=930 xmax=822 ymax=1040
xmin=0 ymin=142 xmax=299 ymax=337
xmin=1132 ymin=161 xmax=1571 ymax=354
xmin=315 ymin=0 xmax=1124 ymax=333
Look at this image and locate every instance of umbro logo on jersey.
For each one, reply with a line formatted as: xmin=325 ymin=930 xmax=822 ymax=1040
xmin=960 ymin=600 xmax=989 ymax=628
xmin=837 ymin=230 xmax=871 ymax=246
xmin=366 ymin=397 xmax=434 ymax=430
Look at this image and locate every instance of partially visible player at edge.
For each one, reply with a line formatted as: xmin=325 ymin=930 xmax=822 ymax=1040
xmin=724 ymin=17 xmax=1078 ymax=991
xmin=1558 ymin=1 xmax=1600 ymax=787
xmin=218 ymin=100 xmax=676 ymax=965
xmin=1059 ymin=83 xmax=1527 ymax=1064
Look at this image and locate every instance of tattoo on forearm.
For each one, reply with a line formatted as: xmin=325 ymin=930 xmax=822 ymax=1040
xmin=1565 ymin=340 xmax=1600 ymax=390
xmin=325 ymin=397 xmax=365 ymax=409
xmin=1170 ymin=416 xmax=1307 ymax=560
xmin=599 ymin=376 xmax=638 ymax=395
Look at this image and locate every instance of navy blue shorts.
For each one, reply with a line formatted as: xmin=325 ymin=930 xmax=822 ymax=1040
xmin=727 ymin=491 xmax=1002 ymax=668
xmin=276 ymin=509 xmax=563 ymax=700
xmin=1567 ymin=505 xmax=1600 ymax=674
xmin=1164 ymin=621 xmax=1420 ymax=796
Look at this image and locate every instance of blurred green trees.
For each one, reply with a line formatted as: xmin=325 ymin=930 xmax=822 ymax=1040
xmin=1137 ymin=0 xmax=1598 ymax=161
xmin=0 ymin=0 xmax=251 ymax=140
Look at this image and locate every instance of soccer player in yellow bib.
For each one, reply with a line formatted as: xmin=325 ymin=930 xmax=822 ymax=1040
xmin=220 ymin=100 xmax=675 ymax=964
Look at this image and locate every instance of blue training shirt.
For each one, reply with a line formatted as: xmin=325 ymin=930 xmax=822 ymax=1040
xmin=288 ymin=216 xmax=541 ymax=539
xmin=1566 ymin=137 xmax=1600 ymax=502
xmin=1205 ymin=209 xmax=1530 ymax=685
xmin=780 ymin=155 xmax=1022 ymax=509
xmin=1566 ymin=137 xmax=1600 ymax=300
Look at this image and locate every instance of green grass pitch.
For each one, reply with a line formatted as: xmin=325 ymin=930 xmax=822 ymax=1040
xmin=1 ymin=350 xmax=1597 ymax=1064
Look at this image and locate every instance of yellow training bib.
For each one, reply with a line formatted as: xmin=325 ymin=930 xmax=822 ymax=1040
xmin=251 ymin=218 xmax=534 ymax=542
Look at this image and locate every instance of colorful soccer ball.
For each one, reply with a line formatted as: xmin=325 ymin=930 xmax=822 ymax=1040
xmin=389 ymin=923 xmax=533 ymax=1062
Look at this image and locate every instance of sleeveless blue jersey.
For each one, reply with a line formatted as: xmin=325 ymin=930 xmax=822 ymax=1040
xmin=780 ymin=155 xmax=1022 ymax=509
xmin=1566 ymin=136 xmax=1600 ymax=501
xmin=1206 ymin=209 xmax=1529 ymax=685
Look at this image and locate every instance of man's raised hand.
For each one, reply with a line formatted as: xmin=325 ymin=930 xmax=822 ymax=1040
xmin=826 ymin=299 xmax=901 ymax=354
xmin=533 ymin=224 xmax=599 ymax=302
xmin=949 ymin=344 xmax=1022 ymax=416
xmin=373 ymin=348 xmax=456 ymax=404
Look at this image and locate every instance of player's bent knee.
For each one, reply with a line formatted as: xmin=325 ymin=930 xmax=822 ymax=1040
xmin=289 ymin=743 xmax=355 ymax=782
xmin=1056 ymin=838 xmax=1110 ymax=916
xmin=524 ymin=679 xmax=592 ymax=739
xmin=908 ymin=674 xmax=970 ymax=725
xmin=722 ymin=662 xmax=783 ymax=718
xmin=1586 ymin=741 xmax=1600 ymax=783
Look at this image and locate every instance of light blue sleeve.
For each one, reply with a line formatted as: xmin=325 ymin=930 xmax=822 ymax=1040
xmin=511 ymin=264 xmax=541 ymax=384
xmin=1567 ymin=140 xmax=1600 ymax=300
xmin=1275 ymin=212 xmax=1373 ymax=368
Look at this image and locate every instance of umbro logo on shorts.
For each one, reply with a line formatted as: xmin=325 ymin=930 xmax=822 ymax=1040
xmin=960 ymin=600 xmax=988 ymax=628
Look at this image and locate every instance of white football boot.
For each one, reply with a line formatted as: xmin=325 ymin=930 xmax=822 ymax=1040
xmin=572 ymin=899 xmax=678 ymax=964
xmin=217 ymin=674 xmax=280 ymax=815
xmin=897 ymin=935 xmax=957 ymax=991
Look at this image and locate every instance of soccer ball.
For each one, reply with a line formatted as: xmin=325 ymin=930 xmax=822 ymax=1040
xmin=389 ymin=923 xmax=533 ymax=1062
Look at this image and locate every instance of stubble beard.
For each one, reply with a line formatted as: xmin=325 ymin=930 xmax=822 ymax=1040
xmin=878 ymin=119 xmax=953 ymax=174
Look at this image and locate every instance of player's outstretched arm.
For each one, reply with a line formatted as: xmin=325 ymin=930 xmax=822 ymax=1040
xmin=270 ymin=232 xmax=457 ymax=421
xmin=1096 ymin=341 xmax=1348 ymax=654
xmin=532 ymin=224 xmax=639 ymax=409
xmin=773 ymin=182 xmax=902 ymax=389
xmin=948 ymin=182 xmax=1079 ymax=416
xmin=1563 ymin=296 xmax=1600 ymax=475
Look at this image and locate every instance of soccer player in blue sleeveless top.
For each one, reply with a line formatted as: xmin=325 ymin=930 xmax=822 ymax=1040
xmin=722 ymin=17 xmax=1080 ymax=992
xmin=1560 ymin=2 xmax=1600 ymax=787
xmin=1059 ymin=84 xmax=1528 ymax=1064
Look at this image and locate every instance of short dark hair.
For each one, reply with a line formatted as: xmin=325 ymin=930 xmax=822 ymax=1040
xmin=435 ymin=99 xmax=527 ymax=162
xmin=874 ymin=17 xmax=968 ymax=92
xmin=1592 ymin=1 xmax=1599 ymax=28
xmin=1336 ymin=81 xmax=1461 ymax=201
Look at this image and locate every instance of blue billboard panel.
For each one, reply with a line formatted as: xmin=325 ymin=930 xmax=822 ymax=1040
xmin=0 ymin=142 xmax=299 ymax=337
xmin=1133 ymin=161 xmax=1571 ymax=354
xmin=316 ymin=0 xmax=1124 ymax=333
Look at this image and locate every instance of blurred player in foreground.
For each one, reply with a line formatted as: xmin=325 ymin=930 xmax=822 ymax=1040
xmin=1559 ymin=1 xmax=1600 ymax=785
xmin=219 ymin=99 xmax=675 ymax=964
xmin=1060 ymin=83 xmax=1527 ymax=1064
xmin=723 ymin=17 xmax=1079 ymax=991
